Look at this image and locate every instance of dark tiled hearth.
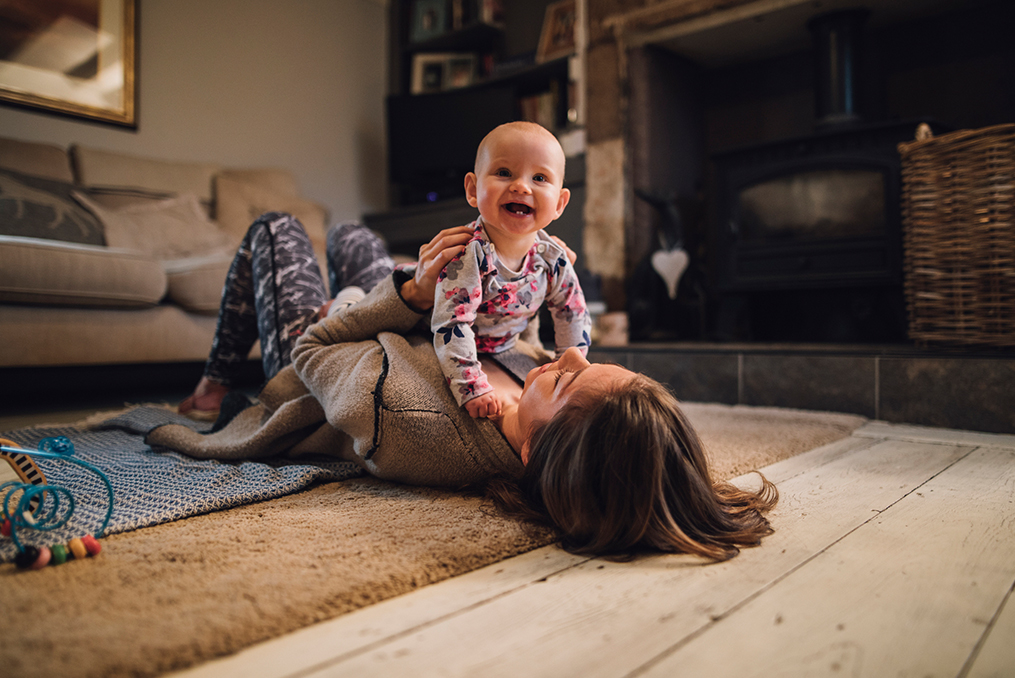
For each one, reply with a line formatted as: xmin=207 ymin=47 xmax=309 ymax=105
xmin=589 ymin=344 xmax=1015 ymax=434
xmin=630 ymin=352 xmax=740 ymax=405
xmin=878 ymin=358 xmax=1015 ymax=434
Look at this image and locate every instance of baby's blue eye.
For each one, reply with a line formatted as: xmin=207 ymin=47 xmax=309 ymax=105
xmin=534 ymin=174 xmax=547 ymax=182
xmin=496 ymin=168 xmax=511 ymax=177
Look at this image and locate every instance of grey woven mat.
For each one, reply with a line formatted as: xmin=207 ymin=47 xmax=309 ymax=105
xmin=0 ymin=406 xmax=364 ymax=562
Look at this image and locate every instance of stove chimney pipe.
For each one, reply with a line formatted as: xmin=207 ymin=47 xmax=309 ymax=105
xmin=808 ymin=9 xmax=869 ymax=128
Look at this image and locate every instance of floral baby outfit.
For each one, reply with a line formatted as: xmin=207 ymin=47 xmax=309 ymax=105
xmin=432 ymin=219 xmax=591 ymax=407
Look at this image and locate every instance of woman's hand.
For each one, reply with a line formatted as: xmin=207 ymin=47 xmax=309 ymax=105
xmin=400 ymin=225 xmax=474 ymax=311
xmin=549 ymin=235 xmax=578 ymax=267
xmin=317 ymin=299 xmax=333 ymax=321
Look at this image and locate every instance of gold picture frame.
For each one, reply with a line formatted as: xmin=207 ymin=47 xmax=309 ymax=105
xmin=536 ymin=0 xmax=576 ymax=63
xmin=0 ymin=0 xmax=137 ymax=127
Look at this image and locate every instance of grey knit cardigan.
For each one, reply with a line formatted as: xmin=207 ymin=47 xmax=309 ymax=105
xmin=148 ymin=271 xmax=547 ymax=488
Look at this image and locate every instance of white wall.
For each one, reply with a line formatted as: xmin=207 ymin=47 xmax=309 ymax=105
xmin=0 ymin=0 xmax=388 ymax=221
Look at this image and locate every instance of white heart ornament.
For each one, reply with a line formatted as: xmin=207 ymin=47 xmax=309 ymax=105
xmin=651 ymin=248 xmax=689 ymax=300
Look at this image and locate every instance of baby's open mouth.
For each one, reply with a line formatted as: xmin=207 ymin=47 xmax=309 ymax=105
xmin=504 ymin=203 xmax=532 ymax=215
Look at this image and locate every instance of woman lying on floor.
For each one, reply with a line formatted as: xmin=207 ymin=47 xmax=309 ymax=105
xmin=165 ymin=213 xmax=777 ymax=561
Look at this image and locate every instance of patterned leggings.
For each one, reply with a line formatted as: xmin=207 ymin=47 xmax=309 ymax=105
xmin=204 ymin=212 xmax=395 ymax=386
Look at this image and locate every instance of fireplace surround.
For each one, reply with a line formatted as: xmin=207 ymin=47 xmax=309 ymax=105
xmin=591 ymin=0 xmax=1011 ymax=343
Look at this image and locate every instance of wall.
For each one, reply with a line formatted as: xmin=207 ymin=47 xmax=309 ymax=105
xmin=0 ymin=0 xmax=389 ymax=222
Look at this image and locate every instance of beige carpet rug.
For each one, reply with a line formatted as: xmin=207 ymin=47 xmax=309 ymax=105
xmin=1 ymin=403 xmax=865 ymax=678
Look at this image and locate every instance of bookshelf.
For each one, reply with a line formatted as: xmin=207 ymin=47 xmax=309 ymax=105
xmin=386 ymin=0 xmax=578 ymax=208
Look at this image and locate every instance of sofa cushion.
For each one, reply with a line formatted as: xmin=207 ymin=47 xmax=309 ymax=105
xmin=0 ymin=304 xmax=223 ymax=367
xmin=72 ymin=145 xmax=221 ymax=203
xmin=73 ymin=191 xmax=233 ymax=260
xmin=217 ymin=168 xmax=300 ymax=198
xmin=215 ymin=173 xmax=329 ymax=252
xmin=82 ymin=186 xmax=175 ymax=208
xmin=162 ymin=252 xmax=234 ymax=314
xmin=0 ymin=235 xmax=166 ymax=307
xmin=0 ymin=167 xmax=105 ymax=246
xmin=0 ymin=137 xmax=74 ymax=182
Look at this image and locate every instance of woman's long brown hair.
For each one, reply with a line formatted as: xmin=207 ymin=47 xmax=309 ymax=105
xmin=487 ymin=375 xmax=778 ymax=561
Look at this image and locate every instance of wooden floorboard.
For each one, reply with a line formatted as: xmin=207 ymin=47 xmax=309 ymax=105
xmin=966 ymin=578 xmax=1015 ymax=678
xmin=744 ymin=435 xmax=877 ymax=486
xmin=854 ymin=422 xmax=1015 ymax=449
xmin=170 ymin=427 xmax=1015 ymax=678
xmin=635 ymin=446 xmax=1015 ymax=678
xmin=296 ymin=440 xmax=973 ymax=677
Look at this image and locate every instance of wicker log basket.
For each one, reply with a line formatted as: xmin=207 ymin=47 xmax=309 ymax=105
xmin=898 ymin=122 xmax=1015 ymax=347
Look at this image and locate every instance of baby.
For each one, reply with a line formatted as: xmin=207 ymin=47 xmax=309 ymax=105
xmin=432 ymin=121 xmax=591 ymax=418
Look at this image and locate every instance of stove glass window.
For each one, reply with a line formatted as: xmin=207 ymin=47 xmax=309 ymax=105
xmin=738 ymin=169 xmax=886 ymax=241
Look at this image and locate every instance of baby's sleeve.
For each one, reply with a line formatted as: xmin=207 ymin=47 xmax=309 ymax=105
xmin=430 ymin=243 xmax=495 ymax=407
xmin=544 ymin=255 xmax=592 ymax=357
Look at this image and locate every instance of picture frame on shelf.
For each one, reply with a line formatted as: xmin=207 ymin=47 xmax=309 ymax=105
xmin=445 ymin=54 xmax=476 ymax=89
xmin=0 ymin=0 xmax=137 ymax=127
xmin=411 ymin=53 xmax=476 ymax=94
xmin=449 ymin=0 xmax=502 ymax=31
xmin=410 ymin=0 xmax=449 ymax=43
xmin=411 ymin=53 xmax=448 ymax=94
xmin=536 ymin=0 xmax=576 ymax=63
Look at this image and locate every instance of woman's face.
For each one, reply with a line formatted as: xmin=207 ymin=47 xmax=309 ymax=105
xmin=517 ymin=347 xmax=634 ymax=463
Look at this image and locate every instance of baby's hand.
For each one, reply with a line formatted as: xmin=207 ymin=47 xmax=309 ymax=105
xmin=465 ymin=391 xmax=502 ymax=418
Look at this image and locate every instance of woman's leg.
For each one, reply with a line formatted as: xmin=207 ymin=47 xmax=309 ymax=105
xmin=180 ymin=212 xmax=326 ymax=417
xmin=326 ymin=222 xmax=396 ymax=296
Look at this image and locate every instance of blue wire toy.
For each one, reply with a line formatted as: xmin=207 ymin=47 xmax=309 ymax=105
xmin=1 ymin=436 xmax=114 ymax=570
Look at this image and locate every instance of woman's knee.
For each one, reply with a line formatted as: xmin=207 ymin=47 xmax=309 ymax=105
xmin=326 ymin=221 xmax=394 ymax=294
xmin=248 ymin=211 xmax=304 ymax=236
xmin=326 ymin=221 xmax=371 ymax=252
xmin=246 ymin=212 xmax=314 ymax=250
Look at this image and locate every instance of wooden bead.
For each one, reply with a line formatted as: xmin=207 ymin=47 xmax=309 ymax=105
xmin=30 ymin=546 xmax=51 ymax=570
xmin=14 ymin=546 xmax=39 ymax=569
xmin=81 ymin=534 xmax=101 ymax=556
xmin=68 ymin=537 xmax=87 ymax=560
xmin=51 ymin=543 xmax=68 ymax=565
xmin=1 ymin=518 xmax=10 ymax=536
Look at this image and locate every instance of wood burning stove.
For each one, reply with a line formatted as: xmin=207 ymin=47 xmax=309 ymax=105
xmin=710 ymin=10 xmax=946 ymax=342
xmin=714 ymin=121 xmax=915 ymax=292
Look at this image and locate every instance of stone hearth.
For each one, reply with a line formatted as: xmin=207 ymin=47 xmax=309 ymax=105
xmin=590 ymin=342 xmax=1015 ymax=434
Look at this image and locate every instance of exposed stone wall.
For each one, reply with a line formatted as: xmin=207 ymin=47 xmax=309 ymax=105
xmin=583 ymin=34 xmax=628 ymax=308
xmin=582 ymin=0 xmax=754 ymax=308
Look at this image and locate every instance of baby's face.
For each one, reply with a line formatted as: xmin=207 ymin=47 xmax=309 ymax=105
xmin=465 ymin=126 xmax=570 ymax=243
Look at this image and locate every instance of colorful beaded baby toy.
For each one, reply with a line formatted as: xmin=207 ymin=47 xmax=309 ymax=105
xmin=1 ymin=436 xmax=113 ymax=570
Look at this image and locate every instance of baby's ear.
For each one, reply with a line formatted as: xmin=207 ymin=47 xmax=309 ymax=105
xmin=554 ymin=187 xmax=571 ymax=217
xmin=464 ymin=172 xmax=479 ymax=207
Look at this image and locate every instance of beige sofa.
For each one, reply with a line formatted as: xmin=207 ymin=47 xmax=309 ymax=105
xmin=0 ymin=136 xmax=330 ymax=369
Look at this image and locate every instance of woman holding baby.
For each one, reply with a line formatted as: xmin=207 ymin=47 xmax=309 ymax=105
xmin=166 ymin=122 xmax=777 ymax=561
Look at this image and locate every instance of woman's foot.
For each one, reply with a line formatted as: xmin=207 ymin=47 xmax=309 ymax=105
xmin=178 ymin=377 xmax=229 ymax=421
